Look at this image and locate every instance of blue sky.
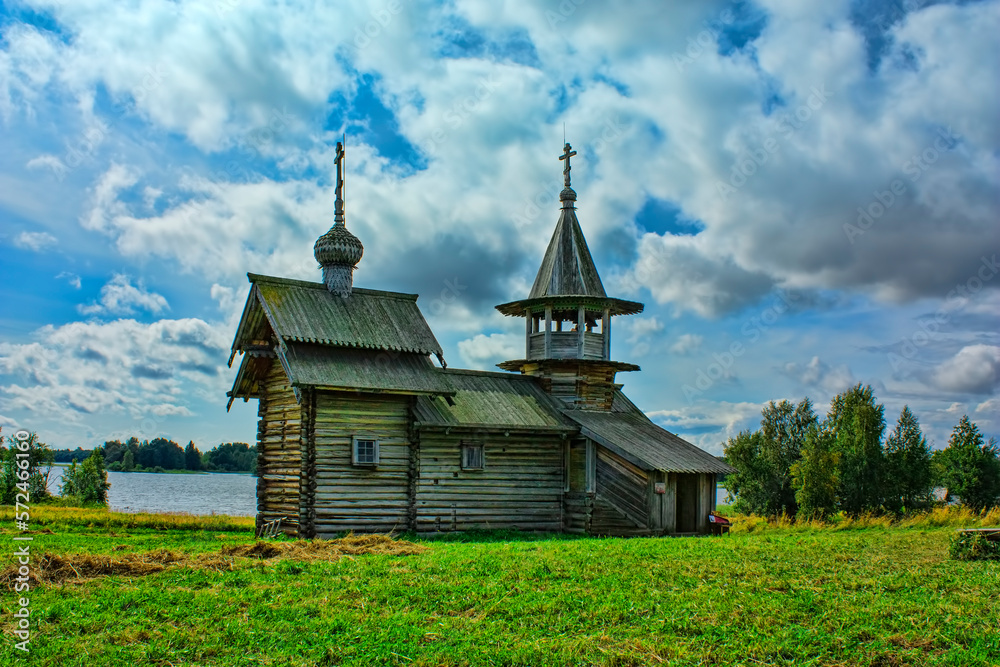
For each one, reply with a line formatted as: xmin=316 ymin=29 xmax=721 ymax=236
xmin=0 ymin=0 xmax=997 ymax=453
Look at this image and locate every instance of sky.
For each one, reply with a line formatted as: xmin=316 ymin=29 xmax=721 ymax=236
xmin=0 ymin=0 xmax=997 ymax=455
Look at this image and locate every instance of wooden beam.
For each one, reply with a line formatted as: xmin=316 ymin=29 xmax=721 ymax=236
xmin=577 ymin=305 xmax=585 ymax=358
xmin=602 ymin=308 xmax=611 ymax=359
xmin=544 ymin=306 xmax=552 ymax=358
xmin=525 ymin=308 xmax=531 ymax=357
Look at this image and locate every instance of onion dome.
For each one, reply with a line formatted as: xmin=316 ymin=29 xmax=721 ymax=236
xmin=314 ymin=223 xmax=363 ymax=268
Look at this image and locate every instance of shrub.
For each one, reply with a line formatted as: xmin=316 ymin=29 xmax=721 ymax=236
xmin=950 ymin=532 xmax=1000 ymax=561
xmin=60 ymin=449 xmax=110 ymax=505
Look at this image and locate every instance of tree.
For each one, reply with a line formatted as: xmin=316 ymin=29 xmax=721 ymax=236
xmin=827 ymin=384 xmax=886 ymax=515
xmin=724 ymin=430 xmax=775 ymax=515
xmin=184 ymin=441 xmax=201 ymax=471
xmin=934 ymin=416 xmax=1000 ymax=510
xmin=759 ymin=398 xmax=817 ymax=516
xmin=60 ymin=448 xmax=110 ymax=505
xmin=205 ymin=442 xmax=257 ymax=473
xmin=792 ymin=426 xmax=840 ymax=520
xmin=723 ymin=398 xmax=816 ymax=517
xmin=121 ymin=449 xmax=135 ymax=472
xmin=883 ymin=406 xmax=933 ymax=513
xmin=0 ymin=430 xmax=55 ymax=504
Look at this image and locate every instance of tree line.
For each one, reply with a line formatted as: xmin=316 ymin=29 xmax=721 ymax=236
xmin=1 ymin=430 xmax=258 ymax=506
xmin=52 ymin=438 xmax=257 ymax=474
xmin=724 ymin=384 xmax=1000 ymax=519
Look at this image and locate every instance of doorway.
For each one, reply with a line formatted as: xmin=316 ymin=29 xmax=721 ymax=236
xmin=676 ymin=473 xmax=699 ymax=533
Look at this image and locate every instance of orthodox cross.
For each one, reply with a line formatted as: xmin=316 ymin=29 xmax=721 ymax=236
xmin=559 ymin=142 xmax=577 ymax=187
xmin=334 ymin=139 xmax=345 ymax=222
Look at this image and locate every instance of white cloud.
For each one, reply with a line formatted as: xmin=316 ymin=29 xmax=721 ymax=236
xmin=55 ymin=272 xmax=82 ymax=289
xmin=13 ymin=230 xmax=57 ymax=251
xmin=648 ymin=400 xmax=766 ymax=455
xmin=457 ymin=332 xmax=521 ymax=370
xmin=0 ymin=316 xmax=231 ymax=446
xmin=26 ymin=153 xmax=66 ymax=175
xmin=782 ymin=356 xmax=856 ymax=395
xmin=670 ymin=333 xmax=704 ymax=356
xmin=78 ymin=274 xmax=169 ymax=316
xmin=932 ymin=345 xmax=1000 ymax=395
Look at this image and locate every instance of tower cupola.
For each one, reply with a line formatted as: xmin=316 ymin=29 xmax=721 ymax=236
xmin=495 ymin=143 xmax=643 ymax=409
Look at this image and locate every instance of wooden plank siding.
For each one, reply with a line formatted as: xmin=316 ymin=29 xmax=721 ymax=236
xmin=528 ymin=332 xmax=605 ymax=360
xmin=591 ymin=446 xmax=652 ymax=536
xmin=414 ymin=433 xmax=565 ymax=532
xmin=563 ymin=491 xmax=593 ymax=533
xmin=311 ymin=392 xmax=413 ymax=537
xmin=256 ymin=360 xmax=303 ymax=536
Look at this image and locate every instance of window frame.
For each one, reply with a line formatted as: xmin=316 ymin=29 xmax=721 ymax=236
xmin=460 ymin=442 xmax=485 ymax=471
xmin=352 ymin=436 xmax=380 ymax=468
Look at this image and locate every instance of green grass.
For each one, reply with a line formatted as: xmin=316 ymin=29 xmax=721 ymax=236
xmin=1 ymin=508 xmax=998 ymax=666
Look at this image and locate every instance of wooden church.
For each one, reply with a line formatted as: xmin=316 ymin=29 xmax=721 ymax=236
xmin=228 ymin=142 xmax=733 ymax=538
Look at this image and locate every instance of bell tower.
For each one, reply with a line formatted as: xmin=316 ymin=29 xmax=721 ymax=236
xmin=495 ymin=143 xmax=643 ymax=410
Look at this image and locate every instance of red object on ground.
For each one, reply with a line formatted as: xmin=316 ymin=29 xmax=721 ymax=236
xmin=708 ymin=513 xmax=731 ymax=535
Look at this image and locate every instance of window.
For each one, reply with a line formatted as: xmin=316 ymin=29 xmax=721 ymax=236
xmin=352 ymin=437 xmax=379 ymax=467
xmin=461 ymin=443 xmax=484 ymax=470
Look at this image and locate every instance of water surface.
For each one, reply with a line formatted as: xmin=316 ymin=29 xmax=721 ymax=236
xmin=47 ymin=467 xmax=256 ymax=516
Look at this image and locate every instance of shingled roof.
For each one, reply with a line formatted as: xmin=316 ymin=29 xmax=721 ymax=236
xmin=413 ymin=369 xmax=576 ymax=432
xmin=495 ymin=191 xmax=643 ymax=317
xmin=230 ymin=273 xmax=445 ymax=363
xmin=529 ymin=204 xmax=607 ymax=299
xmin=563 ymin=392 xmax=735 ymax=474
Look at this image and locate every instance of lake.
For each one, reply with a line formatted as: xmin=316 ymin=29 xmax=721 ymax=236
xmin=44 ymin=467 xmax=730 ymax=517
xmin=47 ymin=467 xmax=257 ymax=516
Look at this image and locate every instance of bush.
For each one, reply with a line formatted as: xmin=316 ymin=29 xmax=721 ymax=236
xmin=0 ymin=430 xmax=55 ymax=503
xmin=60 ymin=449 xmax=110 ymax=505
xmin=950 ymin=532 xmax=1000 ymax=561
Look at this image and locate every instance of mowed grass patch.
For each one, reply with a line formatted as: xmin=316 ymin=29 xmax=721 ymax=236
xmin=1 ymin=516 xmax=997 ymax=666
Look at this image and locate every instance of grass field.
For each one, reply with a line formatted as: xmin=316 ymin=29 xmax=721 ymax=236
xmin=1 ymin=507 xmax=998 ymax=666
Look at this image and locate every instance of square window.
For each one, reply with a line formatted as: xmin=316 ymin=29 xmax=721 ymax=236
xmin=352 ymin=437 xmax=379 ymax=467
xmin=461 ymin=443 xmax=484 ymax=470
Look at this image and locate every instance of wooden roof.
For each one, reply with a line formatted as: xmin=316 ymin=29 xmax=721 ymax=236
xmin=230 ymin=273 xmax=445 ymax=363
xmin=495 ymin=200 xmax=643 ymax=317
xmin=563 ymin=392 xmax=736 ymax=474
xmin=413 ymin=369 xmax=576 ymax=432
xmin=530 ymin=204 xmax=606 ymax=299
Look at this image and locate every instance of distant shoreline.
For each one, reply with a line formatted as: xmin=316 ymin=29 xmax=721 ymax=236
xmin=49 ymin=464 xmax=254 ymax=476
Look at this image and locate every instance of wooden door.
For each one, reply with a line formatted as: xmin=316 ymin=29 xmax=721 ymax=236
xmin=676 ymin=473 xmax=699 ymax=533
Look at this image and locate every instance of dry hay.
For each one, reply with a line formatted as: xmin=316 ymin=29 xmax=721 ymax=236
xmin=1 ymin=535 xmax=426 ymax=588
xmin=221 ymin=534 xmax=426 ymax=560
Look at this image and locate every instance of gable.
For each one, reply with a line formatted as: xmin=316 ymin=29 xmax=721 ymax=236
xmin=230 ymin=273 xmax=444 ymax=363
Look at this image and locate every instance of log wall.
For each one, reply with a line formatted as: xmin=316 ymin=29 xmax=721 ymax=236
xmin=414 ymin=432 xmax=565 ymax=532
xmin=256 ymin=359 xmax=303 ymax=536
xmin=311 ymin=392 xmax=413 ymax=537
xmin=563 ymin=491 xmax=593 ymax=533
xmin=590 ymin=447 xmax=652 ymax=536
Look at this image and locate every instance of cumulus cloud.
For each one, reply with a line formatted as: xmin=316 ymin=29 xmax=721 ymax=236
xmin=670 ymin=333 xmax=704 ymax=356
xmin=457 ymin=333 xmax=521 ymax=369
xmin=78 ymin=274 xmax=169 ymax=316
xmin=13 ymin=230 xmax=57 ymax=251
xmin=647 ymin=400 xmax=766 ymax=454
xmin=2 ymin=0 xmax=993 ymax=319
xmin=0 ymin=317 xmax=229 ymax=436
xmin=782 ymin=356 xmax=856 ymax=395
xmin=931 ymin=345 xmax=1000 ymax=395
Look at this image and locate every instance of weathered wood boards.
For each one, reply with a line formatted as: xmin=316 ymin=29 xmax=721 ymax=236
xmin=256 ymin=360 xmax=302 ymax=536
xmin=253 ymin=359 xmax=721 ymax=538
xmin=415 ymin=432 xmax=564 ymax=533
